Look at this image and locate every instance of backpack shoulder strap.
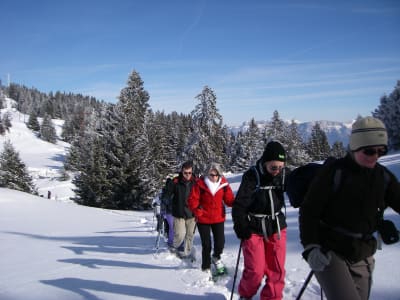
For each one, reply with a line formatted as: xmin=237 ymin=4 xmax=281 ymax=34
xmin=251 ymin=165 xmax=260 ymax=190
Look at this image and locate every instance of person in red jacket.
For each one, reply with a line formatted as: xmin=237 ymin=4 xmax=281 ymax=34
xmin=188 ymin=162 xmax=235 ymax=274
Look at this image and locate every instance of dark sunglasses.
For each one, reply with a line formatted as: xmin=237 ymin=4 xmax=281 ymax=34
xmin=269 ymin=165 xmax=283 ymax=171
xmin=183 ymin=171 xmax=192 ymax=175
xmin=361 ymin=147 xmax=387 ymax=157
xmin=208 ymin=173 xmax=219 ymax=177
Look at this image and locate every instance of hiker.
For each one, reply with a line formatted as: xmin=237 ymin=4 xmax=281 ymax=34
xmin=232 ymin=141 xmax=287 ymax=300
xmin=151 ymin=195 xmax=163 ymax=233
xmin=160 ymin=175 xmax=176 ymax=247
xmin=164 ymin=161 xmax=197 ymax=258
xmin=299 ymin=116 xmax=400 ymax=300
xmin=188 ymin=162 xmax=235 ymax=274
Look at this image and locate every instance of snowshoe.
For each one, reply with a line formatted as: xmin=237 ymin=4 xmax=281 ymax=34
xmin=211 ymin=257 xmax=227 ymax=280
xmin=177 ymin=250 xmax=196 ymax=263
xmin=211 ymin=266 xmax=228 ymax=281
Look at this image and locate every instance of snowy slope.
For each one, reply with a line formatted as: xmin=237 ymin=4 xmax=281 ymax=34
xmin=0 ymin=99 xmax=399 ymax=300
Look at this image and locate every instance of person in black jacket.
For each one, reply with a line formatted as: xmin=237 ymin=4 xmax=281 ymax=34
xmin=164 ymin=161 xmax=196 ymax=258
xmin=233 ymin=141 xmax=287 ymax=300
xmin=299 ymin=116 xmax=400 ymax=300
xmin=160 ymin=175 xmax=177 ymax=247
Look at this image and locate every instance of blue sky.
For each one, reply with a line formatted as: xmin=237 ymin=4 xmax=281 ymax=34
xmin=1 ymin=0 xmax=399 ymax=126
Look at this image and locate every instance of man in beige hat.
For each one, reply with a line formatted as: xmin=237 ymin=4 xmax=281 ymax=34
xmin=299 ymin=116 xmax=400 ymax=300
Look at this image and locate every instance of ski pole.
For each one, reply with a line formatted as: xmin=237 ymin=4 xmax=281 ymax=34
xmin=154 ymin=214 xmax=164 ymax=253
xmin=230 ymin=240 xmax=243 ymax=300
xmin=295 ymin=270 xmax=314 ymax=300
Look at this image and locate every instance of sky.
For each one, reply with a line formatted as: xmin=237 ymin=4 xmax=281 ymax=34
xmin=0 ymin=0 xmax=399 ymax=126
xmin=1 ymin=100 xmax=400 ymax=299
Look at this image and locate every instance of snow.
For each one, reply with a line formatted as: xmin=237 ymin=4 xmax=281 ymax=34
xmin=1 ymin=99 xmax=399 ymax=300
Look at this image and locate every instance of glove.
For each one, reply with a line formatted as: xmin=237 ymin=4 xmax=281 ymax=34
xmin=233 ymin=216 xmax=252 ymax=240
xmin=302 ymin=245 xmax=331 ymax=272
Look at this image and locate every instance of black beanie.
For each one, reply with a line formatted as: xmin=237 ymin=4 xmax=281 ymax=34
xmin=261 ymin=141 xmax=286 ymax=163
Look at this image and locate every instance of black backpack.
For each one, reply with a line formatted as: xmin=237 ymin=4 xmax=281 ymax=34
xmin=285 ymin=157 xmax=338 ymax=208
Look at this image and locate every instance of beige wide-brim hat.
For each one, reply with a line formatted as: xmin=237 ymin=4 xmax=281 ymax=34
xmin=349 ymin=116 xmax=388 ymax=151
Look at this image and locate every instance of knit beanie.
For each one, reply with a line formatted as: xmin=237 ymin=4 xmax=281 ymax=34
xmin=349 ymin=116 xmax=388 ymax=151
xmin=261 ymin=141 xmax=286 ymax=163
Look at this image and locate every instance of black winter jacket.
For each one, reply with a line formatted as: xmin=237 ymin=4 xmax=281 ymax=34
xmin=166 ymin=173 xmax=196 ymax=219
xmin=232 ymin=160 xmax=287 ymax=238
xmin=299 ymin=153 xmax=400 ymax=262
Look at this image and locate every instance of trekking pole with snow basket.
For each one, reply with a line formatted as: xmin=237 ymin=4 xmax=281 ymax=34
xmin=230 ymin=240 xmax=243 ymax=300
xmin=295 ymin=270 xmax=314 ymax=300
xmin=154 ymin=213 xmax=164 ymax=253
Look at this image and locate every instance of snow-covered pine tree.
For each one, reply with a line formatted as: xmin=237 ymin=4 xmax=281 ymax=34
xmin=72 ymin=134 xmax=112 ymax=208
xmin=0 ymin=141 xmax=36 ymax=194
xmin=0 ymin=117 xmax=5 ymax=135
xmin=307 ymin=122 xmax=331 ymax=161
xmin=39 ymin=114 xmax=57 ymax=143
xmin=373 ymin=80 xmax=400 ymax=150
xmin=2 ymin=112 xmax=11 ymax=131
xmin=147 ymin=111 xmax=178 ymax=183
xmin=27 ymin=111 xmax=40 ymax=132
xmin=183 ymin=86 xmax=226 ymax=174
xmin=232 ymin=118 xmax=263 ymax=171
xmin=102 ymin=70 xmax=153 ymax=209
xmin=264 ymin=110 xmax=288 ymax=143
xmin=330 ymin=141 xmax=346 ymax=158
xmin=286 ymin=120 xmax=310 ymax=167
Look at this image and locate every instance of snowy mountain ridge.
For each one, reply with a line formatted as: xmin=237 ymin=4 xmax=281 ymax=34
xmin=229 ymin=119 xmax=353 ymax=146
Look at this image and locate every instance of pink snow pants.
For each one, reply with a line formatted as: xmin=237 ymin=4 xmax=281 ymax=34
xmin=238 ymin=229 xmax=286 ymax=300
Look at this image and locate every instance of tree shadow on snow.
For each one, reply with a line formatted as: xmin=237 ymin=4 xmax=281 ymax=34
xmin=3 ymin=231 xmax=157 ymax=256
xmin=58 ymin=258 xmax=175 ymax=270
xmin=40 ymin=278 xmax=226 ymax=300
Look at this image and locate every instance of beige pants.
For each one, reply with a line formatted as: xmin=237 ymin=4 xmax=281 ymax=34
xmin=315 ymin=252 xmax=374 ymax=300
xmin=173 ymin=217 xmax=196 ymax=256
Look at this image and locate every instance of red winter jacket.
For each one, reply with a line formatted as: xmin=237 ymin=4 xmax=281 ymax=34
xmin=188 ymin=175 xmax=235 ymax=224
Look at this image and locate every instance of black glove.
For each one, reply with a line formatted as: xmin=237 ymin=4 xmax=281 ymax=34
xmin=233 ymin=217 xmax=252 ymax=240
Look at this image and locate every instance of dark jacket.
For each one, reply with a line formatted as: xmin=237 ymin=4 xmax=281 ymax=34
xmin=233 ymin=160 xmax=287 ymax=237
xmin=160 ymin=178 xmax=173 ymax=214
xmin=299 ymin=153 xmax=400 ymax=262
xmin=166 ymin=173 xmax=196 ymax=219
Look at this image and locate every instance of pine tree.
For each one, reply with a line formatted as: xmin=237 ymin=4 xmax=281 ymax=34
xmin=232 ymin=118 xmax=263 ymax=171
xmin=265 ymin=110 xmax=288 ymax=143
xmin=147 ymin=111 xmax=177 ymax=183
xmin=0 ymin=117 xmax=5 ymax=135
xmin=73 ymin=70 xmax=154 ymax=210
xmin=0 ymin=141 xmax=36 ymax=194
xmin=183 ymin=86 xmax=226 ymax=174
xmin=286 ymin=120 xmax=310 ymax=167
xmin=39 ymin=114 xmax=57 ymax=143
xmin=72 ymin=134 xmax=112 ymax=207
xmin=27 ymin=111 xmax=40 ymax=132
xmin=307 ymin=122 xmax=331 ymax=161
xmin=330 ymin=141 xmax=346 ymax=158
xmin=373 ymin=80 xmax=400 ymax=150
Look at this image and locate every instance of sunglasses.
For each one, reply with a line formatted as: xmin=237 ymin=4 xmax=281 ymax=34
xmin=269 ymin=165 xmax=283 ymax=171
xmin=361 ymin=147 xmax=387 ymax=157
xmin=208 ymin=173 xmax=219 ymax=177
xmin=183 ymin=171 xmax=192 ymax=175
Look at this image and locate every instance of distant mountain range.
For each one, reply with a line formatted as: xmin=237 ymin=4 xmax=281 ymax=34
xmin=229 ymin=119 xmax=353 ymax=146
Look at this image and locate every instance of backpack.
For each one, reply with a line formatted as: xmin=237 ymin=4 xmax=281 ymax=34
xmin=285 ymin=157 xmax=339 ymax=208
